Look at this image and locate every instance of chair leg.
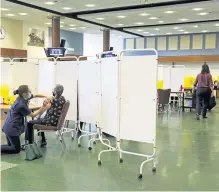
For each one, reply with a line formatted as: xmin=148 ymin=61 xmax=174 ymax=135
xmin=58 ymin=130 xmax=66 ymax=149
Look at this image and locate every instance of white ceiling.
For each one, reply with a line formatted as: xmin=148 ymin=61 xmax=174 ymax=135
xmin=1 ymin=0 xmax=219 ymax=37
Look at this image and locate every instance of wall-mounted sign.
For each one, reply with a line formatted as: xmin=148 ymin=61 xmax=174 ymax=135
xmin=0 ymin=26 xmax=6 ymax=40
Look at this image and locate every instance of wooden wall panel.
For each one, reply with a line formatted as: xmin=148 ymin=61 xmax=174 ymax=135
xmin=0 ymin=48 xmax=27 ymax=58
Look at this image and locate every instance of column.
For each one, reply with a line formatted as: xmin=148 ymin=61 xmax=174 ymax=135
xmin=52 ymin=16 xmax=60 ymax=47
xmin=103 ymin=29 xmax=110 ymax=52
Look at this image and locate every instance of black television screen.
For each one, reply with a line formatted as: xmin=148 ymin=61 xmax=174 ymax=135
xmin=101 ymin=52 xmax=117 ymax=58
xmin=47 ymin=48 xmax=66 ymax=57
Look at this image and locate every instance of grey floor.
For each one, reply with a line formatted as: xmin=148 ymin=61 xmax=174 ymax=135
xmin=1 ymin=104 xmax=219 ymax=191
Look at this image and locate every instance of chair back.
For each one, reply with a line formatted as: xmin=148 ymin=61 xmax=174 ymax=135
xmin=56 ymin=100 xmax=70 ymax=130
xmin=157 ymin=89 xmax=171 ymax=105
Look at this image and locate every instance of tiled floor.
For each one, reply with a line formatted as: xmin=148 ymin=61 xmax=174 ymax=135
xmin=1 ymin=104 xmax=219 ymax=191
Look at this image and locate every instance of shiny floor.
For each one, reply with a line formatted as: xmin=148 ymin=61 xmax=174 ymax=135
xmin=1 ymin=104 xmax=219 ymax=191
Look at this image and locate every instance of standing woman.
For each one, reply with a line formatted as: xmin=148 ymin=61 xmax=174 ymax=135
xmin=1 ymin=85 xmax=48 ymax=154
xmin=194 ymin=64 xmax=213 ymax=120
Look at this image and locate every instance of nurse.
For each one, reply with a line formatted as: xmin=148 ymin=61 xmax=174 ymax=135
xmin=1 ymin=85 xmax=49 ymax=154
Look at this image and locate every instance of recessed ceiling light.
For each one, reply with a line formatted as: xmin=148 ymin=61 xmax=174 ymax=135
xmin=85 ymin=4 xmax=96 ymax=7
xmin=6 ymin=13 xmax=15 ymax=16
xmin=134 ymin=22 xmax=144 ymax=25
xmin=69 ymin=28 xmax=76 ymax=30
xmin=137 ymin=29 xmax=143 ymax=32
xmin=173 ymin=27 xmax=179 ymax=30
xmin=166 ymin=33 xmax=172 ymax=35
xmin=60 ymin=25 xmax=64 ymax=28
xmin=18 ymin=13 xmax=28 ymax=15
xmin=154 ymin=28 xmax=160 ymax=31
xmin=117 ymin=23 xmax=124 ymax=26
xmin=184 ymin=31 xmax=189 ymax=34
xmin=164 ymin=11 xmax=175 ymax=14
xmin=197 ymin=12 xmax=208 ymax=16
xmin=139 ymin=13 xmax=149 ymax=16
xmin=60 ymin=21 xmax=64 ymax=24
xmin=1 ymin=8 xmax=9 ymax=11
xmin=45 ymin=22 xmax=52 ymax=25
xmin=192 ymin=8 xmax=203 ymax=11
xmin=144 ymin=31 xmax=149 ymax=34
xmin=96 ymin=17 xmax=104 ymax=20
xmin=80 ymin=27 xmax=86 ymax=29
xmin=193 ymin=25 xmax=198 ymax=28
xmin=178 ymin=29 xmax=184 ymax=32
xmin=149 ymin=17 xmax=158 ymax=20
xmin=117 ymin=15 xmax=126 ymax=18
xmin=179 ymin=18 xmax=189 ymax=21
xmin=158 ymin=21 xmax=164 ymax=23
xmin=119 ymin=36 xmax=123 ymax=38
xmin=62 ymin=7 xmax=72 ymax=10
xmin=150 ymin=34 xmax=155 ymax=36
xmin=69 ymin=24 xmax=76 ymax=26
xmin=44 ymin=1 xmax=55 ymax=5
xmin=202 ymin=30 xmax=208 ymax=33
xmin=215 ymin=23 xmax=219 ymax=26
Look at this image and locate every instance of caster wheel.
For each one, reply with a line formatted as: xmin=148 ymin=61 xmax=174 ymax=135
xmin=98 ymin=161 xmax=101 ymax=166
xmin=138 ymin=174 xmax=143 ymax=180
xmin=88 ymin=147 xmax=92 ymax=150
xmin=71 ymin=137 xmax=74 ymax=140
xmin=152 ymin=167 xmax=156 ymax=173
xmin=119 ymin=158 xmax=123 ymax=163
xmin=78 ymin=144 xmax=81 ymax=147
xmin=93 ymin=141 xmax=96 ymax=145
xmin=60 ymin=140 xmax=63 ymax=143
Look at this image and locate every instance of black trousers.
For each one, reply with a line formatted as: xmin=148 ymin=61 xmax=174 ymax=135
xmin=1 ymin=135 xmax=21 ymax=154
xmin=196 ymin=87 xmax=211 ymax=116
xmin=25 ymin=119 xmax=46 ymax=144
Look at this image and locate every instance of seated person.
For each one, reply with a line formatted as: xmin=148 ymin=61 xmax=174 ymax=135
xmin=25 ymin=84 xmax=66 ymax=146
xmin=1 ymin=85 xmax=48 ymax=154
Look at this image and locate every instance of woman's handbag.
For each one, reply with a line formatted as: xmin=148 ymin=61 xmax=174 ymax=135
xmin=25 ymin=142 xmax=43 ymax=161
xmin=209 ymin=96 xmax=216 ymax=110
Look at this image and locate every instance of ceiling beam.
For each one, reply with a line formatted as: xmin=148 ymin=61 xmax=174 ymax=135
xmin=119 ymin=19 xmax=219 ymax=29
xmin=4 ymin=0 xmax=143 ymax=37
xmin=66 ymin=0 xmax=213 ymax=16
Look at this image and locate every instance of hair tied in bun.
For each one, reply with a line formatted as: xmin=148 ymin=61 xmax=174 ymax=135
xmin=13 ymin=90 xmax=19 ymax=95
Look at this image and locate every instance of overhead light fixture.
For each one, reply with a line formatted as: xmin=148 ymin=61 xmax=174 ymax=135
xmin=85 ymin=4 xmax=96 ymax=7
xmin=144 ymin=31 xmax=149 ymax=34
xmin=60 ymin=21 xmax=64 ymax=24
xmin=134 ymin=22 xmax=144 ymax=25
xmin=158 ymin=21 xmax=164 ymax=23
xmin=18 ymin=13 xmax=28 ymax=15
xmin=197 ymin=12 xmax=208 ymax=16
xmin=149 ymin=17 xmax=158 ymax=20
xmin=117 ymin=15 xmax=126 ymax=18
xmin=119 ymin=35 xmax=123 ymax=38
xmin=80 ymin=27 xmax=86 ymax=29
xmin=69 ymin=27 xmax=76 ymax=30
xmin=166 ymin=33 xmax=172 ymax=35
xmin=150 ymin=34 xmax=155 ymax=36
xmin=1 ymin=8 xmax=9 ymax=11
xmin=60 ymin=25 xmax=64 ymax=28
xmin=139 ymin=13 xmax=149 ymax=16
xmin=45 ymin=22 xmax=52 ymax=25
xmin=179 ymin=18 xmax=189 ymax=21
xmin=6 ymin=13 xmax=15 ymax=16
xmin=164 ymin=11 xmax=175 ymax=14
xmin=178 ymin=29 xmax=184 ymax=32
xmin=154 ymin=28 xmax=160 ymax=31
xmin=192 ymin=8 xmax=203 ymax=11
xmin=117 ymin=23 xmax=124 ymax=26
xmin=193 ymin=25 xmax=198 ymax=28
xmin=202 ymin=30 xmax=208 ymax=33
xmin=173 ymin=27 xmax=179 ymax=29
xmin=69 ymin=24 xmax=76 ymax=26
xmin=96 ymin=17 xmax=104 ymax=20
xmin=62 ymin=7 xmax=72 ymax=10
xmin=184 ymin=31 xmax=189 ymax=34
xmin=44 ymin=1 xmax=55 ymax=5
xmin=215 ymin=23 xmax=219 ymax=26
xmin=137 ymin=29 xmax=143 ymax=32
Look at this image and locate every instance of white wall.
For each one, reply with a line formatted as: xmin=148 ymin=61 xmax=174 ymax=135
xmin=83 ymin=33 xmax=123 ymax=56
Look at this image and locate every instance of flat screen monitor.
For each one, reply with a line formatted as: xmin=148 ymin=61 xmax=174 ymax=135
xmin=101 ymin=52 xmax=117 ymax=58
xmin=47 ymin=47 xmax=66 ymax=57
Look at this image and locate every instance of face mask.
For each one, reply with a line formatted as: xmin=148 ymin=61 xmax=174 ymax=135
xmin=28 ymin=93 xmax=32 ymax=99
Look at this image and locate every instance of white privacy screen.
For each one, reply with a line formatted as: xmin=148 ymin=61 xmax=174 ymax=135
xmin=78 ymin=60 xmax=101 ymax=124
xmin=12 ymin=62 xmax=39 ymax=94
xmin=163 ymin=66 xmax=171 ymax=89
xmin=38 ymin=61 xmax=55 ymax=95
xmin=119 ymin=50 xmax=158 ymax=143
xmin=56 ymin=61 xmax=78 ymax=121
xmin=170 ymin=66 xmax=185 ymax=92
xmin=99 ymin=57 xmax=118 ymax=137
xmin=0 ymin=62 xmax=12 ymax=86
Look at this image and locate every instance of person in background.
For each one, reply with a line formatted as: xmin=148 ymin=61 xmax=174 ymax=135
xmin=193 ymin=64 xmax=213 ymax=120
xmin=25 ymin=84 xmax=66 ymax=146
xmin=1 ymin=85 xmax=49 ymax=154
